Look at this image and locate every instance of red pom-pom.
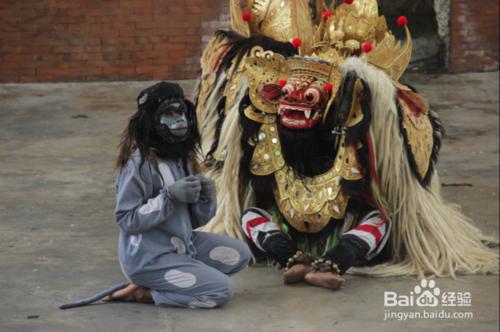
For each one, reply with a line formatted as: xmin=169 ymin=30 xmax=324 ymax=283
xmin=396 ymin=16 xmax=408 ymax=26
xmin=242 ymin=11 xmax=252 ymax=22
xmin=322 ymin=10 xmax=332 ymax=21
xmin=291 ymin=38 xmax=302 ymax=48
xmin=278 ymin=79 xmax=287 ymax=88
xmin=343 ymin=0 xmax=354 ymax=4
xmin=324 ymin=83 xmax=333 ymax=93
xmin=362 ymin=42 xmax=373 ymax=53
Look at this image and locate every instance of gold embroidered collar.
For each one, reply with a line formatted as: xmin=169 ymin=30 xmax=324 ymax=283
xmin=250 ymin=122 xmax=363 ymax=233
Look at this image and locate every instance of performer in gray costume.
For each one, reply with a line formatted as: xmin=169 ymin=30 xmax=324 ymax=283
xmin=106 ymin=81 xmax=251 ymax=308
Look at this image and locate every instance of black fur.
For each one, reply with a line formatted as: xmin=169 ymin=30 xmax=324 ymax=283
xmin=278 ymin=125 xmax=335 ymax=177
xmin=134 ymin=82 xmax=200 ymax=163
xmin=213 ymin=30 xmax=298 ymax=75
xmin=427 ymin=109 xmax=445 ymax=183
xmin=204 ymin=96 xmax=227 ymax=167
xmin=341 ymin=79 xmax=373 ymax=199
xmin=258 ymin=231 xmax=298 ymax=266
xmin=322 ymin=71 xmax=359 ymax=142
xmin=201 ymin=31 xmax=298 ymax=166
xmin=148 ymin=99 xmax=200 ymax=161
xmin=240 ymin=72 xmax=377 ymax=237
xmin=345 ymin=79 xmax=372 ymax=146
xmin=322 ymin=73 xmax=373 ymax=199
xmin=116 ymin=82 xmax=201 ymax=188
xmin=238 ymin=94 xmax=276 ymax=208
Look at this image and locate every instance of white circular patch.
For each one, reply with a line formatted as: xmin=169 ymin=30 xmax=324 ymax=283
xmin=164 ymin=270 xmax=197 ymax=288
xmin=130 ymin=234 xmax=142 ymax=247
xmin=171 ymin=237 xmax=186 ymax=254
xmin=188 ymin=299 xmax=217 ymax=309
xmin=209 ymin=246 xmax=240 ymax=266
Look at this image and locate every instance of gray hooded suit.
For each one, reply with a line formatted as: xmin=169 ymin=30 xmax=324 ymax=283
xmin=115 ymin=151 xmax=251 ymax=308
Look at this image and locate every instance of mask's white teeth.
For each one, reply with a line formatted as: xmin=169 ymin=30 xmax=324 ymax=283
xmin=304 ymin=110 xmax=311 ymax=119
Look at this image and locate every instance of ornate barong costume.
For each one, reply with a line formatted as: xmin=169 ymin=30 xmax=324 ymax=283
xmin=195 ymin=0 xmax=498 ymax=278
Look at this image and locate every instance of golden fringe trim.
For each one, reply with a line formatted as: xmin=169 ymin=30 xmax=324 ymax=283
xmin=199 ymin=79 xmax=249 ymax=241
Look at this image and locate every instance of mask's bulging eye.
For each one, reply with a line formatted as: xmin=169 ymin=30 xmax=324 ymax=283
xmin=304 ymin=88 xmax=320 ymax=105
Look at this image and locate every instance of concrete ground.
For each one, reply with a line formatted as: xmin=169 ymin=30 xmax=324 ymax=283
xmin=0 ymin=72 xmax=498 ymax=332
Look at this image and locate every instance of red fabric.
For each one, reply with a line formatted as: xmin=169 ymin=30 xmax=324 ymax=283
xmin=245 ymin=216 xmax=270 ymax=240
xmin=356 ymin=224 xmax=383 ymax=243
xmin=397 ymin=89 xmax=428 ymax=117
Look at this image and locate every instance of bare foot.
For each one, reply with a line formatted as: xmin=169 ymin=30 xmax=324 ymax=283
xmin=103 ymin=283 xmax=154 ymax=303
xmin=304 ymin=271 xmax=345 ymax=290
xmin=132 ymin=286 xmax=154 ymax=303
xmin=103 ymin=283 xmax=137 ymax=302
xmin=283 ymin=264 xmax=313 ymax=284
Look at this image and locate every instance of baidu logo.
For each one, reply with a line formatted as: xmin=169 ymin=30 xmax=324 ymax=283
xmin=383 ymin=279 xmax=473 ymax=320
xmin=384 ymin=279 xmax=472 ymax=308
xmin=414 ymin=279 xmax=441 ymax=307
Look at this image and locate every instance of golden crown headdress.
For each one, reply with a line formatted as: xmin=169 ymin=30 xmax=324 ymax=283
xmin=231 ymin=0 xmax=413 ymax=81
xmin=230 ymin=0 xmax=317 ymax=54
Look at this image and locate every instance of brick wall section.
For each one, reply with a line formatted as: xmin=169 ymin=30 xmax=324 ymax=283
xmin=450 ymin=0 xmax=499 ymax=73
xmin=0 ymin=0 xmax=230 ymax=83
xmin=2 ymin=1 xmax=498 ymax=81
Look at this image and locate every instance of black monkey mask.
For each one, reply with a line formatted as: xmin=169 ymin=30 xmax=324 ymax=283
xmin=154 ymin=98 xmax=191 ymax=143
xmin=136 ymin=81 xmax=200 ymax=159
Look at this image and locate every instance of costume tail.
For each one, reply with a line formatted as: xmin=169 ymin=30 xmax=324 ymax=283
xmin=59 ymin=283 xmax=129 ymax=310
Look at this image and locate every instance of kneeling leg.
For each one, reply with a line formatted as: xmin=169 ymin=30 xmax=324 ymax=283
xmin=130 ymin=255 xmax=236 ymax=309
xmin=192 ymin=231 xmax=252 ymax=275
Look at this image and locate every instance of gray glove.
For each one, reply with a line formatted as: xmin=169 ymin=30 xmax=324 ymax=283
xmin=168 ymin=175 xmax=201 ymax=203
xmin=198 ymin=176 xmax=216 ymax=201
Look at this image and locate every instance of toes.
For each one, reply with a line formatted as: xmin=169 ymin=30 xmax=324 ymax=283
xmin=282 ymin=273 xmax=293 ymax=284
xmin=283 ymin=266 xmax=308 ymax=284
xmin=304 ymin=272 xmax=345 ymax=290
xmin=304 ymin=271 xmax=316 ymax=283
xmin=330 ymin=276 xmax=345 ymax=290
xmin=330 ymin=280 xmax=342 ymax=290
